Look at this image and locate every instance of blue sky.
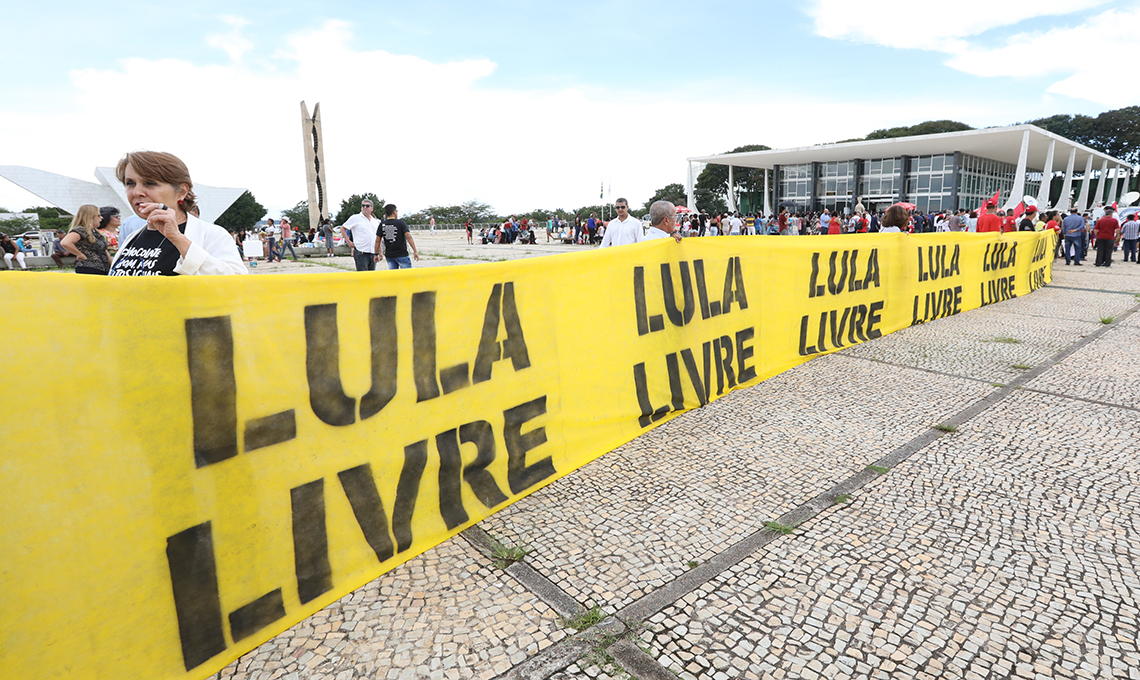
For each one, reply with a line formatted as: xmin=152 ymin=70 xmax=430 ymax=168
xmin=2 ymin=1 xmax=1136 ymax=217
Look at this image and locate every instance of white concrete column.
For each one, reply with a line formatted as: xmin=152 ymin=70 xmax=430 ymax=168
xmin=1059 ymin=147 xmax=1077 ymax=211
xmin=1076 ymin=154 xmax=1094 ymax=211
xmin=727 ymin=165 xmax=736 ymax=212
xmin=1035 ymin=139 xmax=1055 ymax=209
xmin=1003 ymin=130 xmax=1031 ymax=209
xmin=763 ymin=169 xmax=772 ymax=217
xmin=1108 ymin=166 xmax=1122 ymax=206
xmin=686 ymin=162 xmax=696 ymax=211
xmin=1093 ymin=159 xmax=1109 ymax=208
xmin=1121 ymin=168 xmax=1134 ymax=205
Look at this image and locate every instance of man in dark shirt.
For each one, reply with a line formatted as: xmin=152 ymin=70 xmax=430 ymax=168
xmin=375 ymin=203 xmax=419 ymax=269
xmin=1093 ymin=207 xmax=1120 ymax=267
xmin=1018 ymin=206 xmax=1038 ymax=232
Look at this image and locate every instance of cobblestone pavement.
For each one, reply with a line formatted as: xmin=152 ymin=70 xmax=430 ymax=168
xmin=212 ymin=258 xmax=1140 ymax=680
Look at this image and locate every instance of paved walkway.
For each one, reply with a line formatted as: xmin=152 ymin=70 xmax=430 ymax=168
xmin=212 ymin=254 xmax=1140 ymax=680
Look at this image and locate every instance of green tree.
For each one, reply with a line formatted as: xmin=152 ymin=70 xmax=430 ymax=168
xmin=404 ymin=200 xmax=497 ymax=225
xmin=280 ymin=200 xmax=310 ymax=227
xmin=334 ymin=193 xmax=384 ymax=226
xmin=1088 ymin=107 xmax=1140 ymax=165
xmin=22 ymin=206 xmax=72 ymax=232
xmin=642 ymin=183 xmax=689 ymax=213
xmin=570 ymin=203 xmax=615 ymax=221
xmin=215 ymin=191 xmax=266 ymax=232
xmin=1026 ymin=113 xmax=1096 ymax=146
xmin=0 ymin=214 xmax=37 ymax=236
xmin=695 ymin=144 xmax=770 ymax=213
xmin=864 ymin=120 xmax=973 ymax=140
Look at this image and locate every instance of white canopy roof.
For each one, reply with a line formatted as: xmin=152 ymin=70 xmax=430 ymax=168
xmin=688 ymin=124 xmax=1130 ymax=171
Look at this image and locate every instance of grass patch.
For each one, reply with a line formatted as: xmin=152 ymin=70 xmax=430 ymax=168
xmin=579 ymin=618 xmax=649 ymax=678
xmin=1101 ymin=316 xmax=1115 ymax=324
xmin=685 ymin=560 xmax=700 ymax=570
xmin=866 ymin=465 xmax=890 ymax=475
xmin=487 ymin=533 xmax=531 ymax=570
xmin=834 ymin=494 xmax=852 ymax=505
xmin=1012 ymin=362 xmax=1032 ymax=370
xmin=934 ymin=423 xmax=957 ymax=433
xmin=991 ymin=335 xmax=1022 ymax=344
xmin=764 ymin=521 xmax=797 ymax=535
xmin=991 ymin=383 xmax=1005 ymax=387
xmin=560 ymin=604 xmax=605 ymax=632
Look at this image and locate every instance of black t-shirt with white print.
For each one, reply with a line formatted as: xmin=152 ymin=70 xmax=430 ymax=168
xmin=109 ymin=223 xmax=186 ymax=276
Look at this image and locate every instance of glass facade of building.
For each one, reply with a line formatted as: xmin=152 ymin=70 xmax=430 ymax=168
xmin=778 ymin=164 xmax=812 ymax=209
xmin=957 ymin=153 xmax=1040 ymax=212
xmin=858 ymin=157 xmax=901 ymax=209
xmin=903 ymin=154 xmax=955 ymax=213
xmin=815 ymin=161 xmax=855 ymax=213
xmin=773 ymin=152 xmax=1041 ymax=213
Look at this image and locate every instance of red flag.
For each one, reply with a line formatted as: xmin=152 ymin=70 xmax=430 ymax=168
xmin=978 ymin=191 xmax=999 ymax=215
xmin=1113 ymin=201 xmax=1118 ymax=210
xmin=1012 ymin=201 xmax=1025 ymax=219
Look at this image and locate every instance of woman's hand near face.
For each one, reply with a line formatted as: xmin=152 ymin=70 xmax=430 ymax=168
xmin=138 ymin=202 xmax=192 ymax=255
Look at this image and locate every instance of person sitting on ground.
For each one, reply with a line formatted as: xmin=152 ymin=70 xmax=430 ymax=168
xmin=0 ymin=233 xmax=28 ymax=270
xmin=60 ymin=204 xmax=111 ymax=275
xmin=51 ymin=232 xmax=67 ymax=268
xmin=879 ymin=205 xmax=909 ymax=233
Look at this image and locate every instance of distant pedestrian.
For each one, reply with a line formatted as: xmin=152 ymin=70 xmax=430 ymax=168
xmin=1121 ymin=213 xmax=1139 ymax=263
xmin=1093 ymin=207 xmax=1120 ymax=267
xmin=265 ymin=218 xmax=281 ymax=262
xmin=278 ymin=217 xmax=298 ymax=261
xmin=1061 ymin=207 xmax=1086 ymax=265
xmin=321 ymin=217 xmax=335 ymax=257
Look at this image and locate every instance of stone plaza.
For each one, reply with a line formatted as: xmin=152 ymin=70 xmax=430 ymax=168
xmin=199 ymin=234 xmax=1140 ymax=680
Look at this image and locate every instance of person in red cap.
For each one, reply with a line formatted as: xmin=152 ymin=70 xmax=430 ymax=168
xmin=1018 ymin=206 xmax=1039 ymax=232
xmin=976 ymin=200 xmax=1002 ymax=233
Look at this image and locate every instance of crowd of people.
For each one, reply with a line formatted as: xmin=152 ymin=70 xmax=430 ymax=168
xmin=8 ymin=166 xmax=1136 ymax=274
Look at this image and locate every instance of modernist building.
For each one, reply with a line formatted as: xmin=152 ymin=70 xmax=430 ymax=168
xmin=686 ymin=124 xmax=1134 ymax=216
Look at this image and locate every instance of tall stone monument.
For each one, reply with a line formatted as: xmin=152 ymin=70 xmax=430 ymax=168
xmin=300 ymin=101 xmax=329 ymax=231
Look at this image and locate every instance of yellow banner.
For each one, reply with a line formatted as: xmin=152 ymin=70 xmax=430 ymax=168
xmin=0 ymin=231 xmax=1053 ymax=679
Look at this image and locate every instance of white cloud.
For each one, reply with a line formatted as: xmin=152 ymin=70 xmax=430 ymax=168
xmin=808 ymin=0 xmax=1111 ymax=50
xmin=807 ymin=0 xmax=1139 ymax=107
xmin=0 ymin=18 xmax=1073 ymax=217
xmin=206 ymin=15 xmax=255 ymax=63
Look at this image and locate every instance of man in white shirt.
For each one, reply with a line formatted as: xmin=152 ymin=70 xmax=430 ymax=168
xmin=599 ymin=197 xmax=644 ymax=248
xmin=727 ymin=212 xmax=743 ymax=235
xmin=643 ymin=201 xmax=684 ymax=242
xmin=342 ymin=199 xmax=380 ymax=271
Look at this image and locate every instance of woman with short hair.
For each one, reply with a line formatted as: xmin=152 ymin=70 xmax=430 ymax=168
xmin=879 ymin=205 xmax=909 ymax=233
xmin=60 ymin=204 xmax=112 ymax=275
xmin=108 ymin=151 xmax=246 ymax=276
